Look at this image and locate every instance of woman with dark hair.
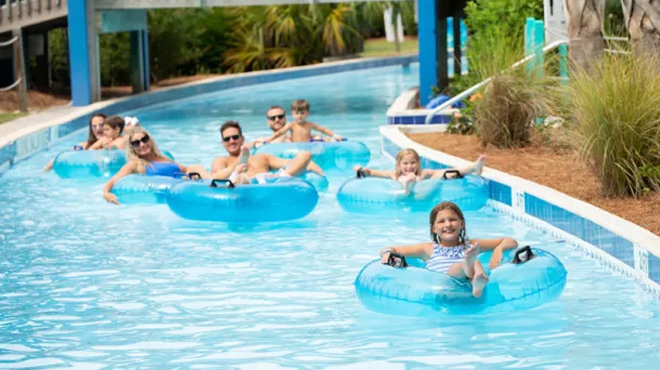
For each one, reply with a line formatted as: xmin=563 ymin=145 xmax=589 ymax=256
xmin=43 ymin=113 xmax=107 ymax=171
xmin=88 ymin=116 xmax=126 ymax=150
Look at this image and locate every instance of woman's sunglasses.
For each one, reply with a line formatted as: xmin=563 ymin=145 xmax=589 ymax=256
xmin=267 ymin=114 xmax=285 ymax=121
xmin=130 ymin=135 xmax=150 ymax=148
xmin=92 ymin=123 xmax=104 ymax=130
xmin=222 ymin=134 xmax=241 ymax=142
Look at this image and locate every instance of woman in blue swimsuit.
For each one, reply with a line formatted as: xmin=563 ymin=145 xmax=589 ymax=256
xmin=103 ymin=127 xmax=211 ymax=204
xmin=379 ymin=201 xmax=518 ymax=298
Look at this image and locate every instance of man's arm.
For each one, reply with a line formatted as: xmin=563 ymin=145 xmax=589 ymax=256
xmin=266 ymin=123 xmax=293 ymax=143
xmin=211 ymin=157 xmax=237 ymax=179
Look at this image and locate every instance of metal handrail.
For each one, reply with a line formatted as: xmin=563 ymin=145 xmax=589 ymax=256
xmin=0 ymin=77 xmax=22 ymax=91
xmin=0 ymin=35 xmax=18 ymax=47
xmin=424 ymin=40 xmax=567 ymax=125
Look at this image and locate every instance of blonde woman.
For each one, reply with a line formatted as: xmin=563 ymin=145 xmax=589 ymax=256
xmin=103 ymin=127 xmax=211 ymax=204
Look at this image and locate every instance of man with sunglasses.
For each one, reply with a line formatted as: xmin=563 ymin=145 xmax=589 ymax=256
xmin=211 ymin=121 xmax=323 ymax=184
xmin=249 ymin=106 xmax=292 ymax=148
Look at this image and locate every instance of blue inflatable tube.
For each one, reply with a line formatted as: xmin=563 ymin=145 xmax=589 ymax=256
xmin=337 ymin=175 xmax=488 ymax=213
xmin=113 ymin=175 xmax=183 ymax=205
xmin=355 ymin=248 xmax=567 ymax=316
xmin=298 ymin=171 xmax=329 ymax=192
xmin=53 ymin=150 xmax=175 ymax=178
xmin=53 ymin=150 xmax=126 ymax=178
xmin=254 ymin=141 xmax=370 ymax=171
xmin=167 ymin=177 xmax=319 ymax=222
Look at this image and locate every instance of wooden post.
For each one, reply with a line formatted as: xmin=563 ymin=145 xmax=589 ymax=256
xmin=12 ymin=29 xmax=28 ymax=113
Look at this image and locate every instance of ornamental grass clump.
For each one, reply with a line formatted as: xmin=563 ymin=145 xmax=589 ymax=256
xmin=568 ymin=55 xmax=660 ymax=197
xmin=467 ymin=28 xmax=549 ymax=148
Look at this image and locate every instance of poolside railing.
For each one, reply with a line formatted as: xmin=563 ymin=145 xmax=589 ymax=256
xmin=424 ymin=40 xmax=567 ymax=125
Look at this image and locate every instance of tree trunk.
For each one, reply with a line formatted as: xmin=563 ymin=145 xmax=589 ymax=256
xmin=565 ymin=0 xmax=606 ymax=70
xmin=393 ymin=14 xmax=401 ymax=53
xmin=621 ymin=0 xmax=660 ymax=56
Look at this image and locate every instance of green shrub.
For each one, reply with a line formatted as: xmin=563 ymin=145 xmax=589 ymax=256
xmin=447 ymin=0 xmax=543 ymax=95
xmin=568 ymin=54 xmax=660 ymax=197
xmin=466 ymin=28 xmax=549 ymax=148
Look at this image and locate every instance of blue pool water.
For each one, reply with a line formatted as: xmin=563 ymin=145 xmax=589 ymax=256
xmin=1 ymin=64 xmax=660 ymax=369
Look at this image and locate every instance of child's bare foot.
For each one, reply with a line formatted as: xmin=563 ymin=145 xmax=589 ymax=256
xmin=473 ymin=154 xmax=487 ymax=175
xmin=472 ymin=270 xmax=489 ymax=298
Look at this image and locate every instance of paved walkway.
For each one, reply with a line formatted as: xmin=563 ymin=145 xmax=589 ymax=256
xmin=0 ymin=103 xmax=99 ymax=149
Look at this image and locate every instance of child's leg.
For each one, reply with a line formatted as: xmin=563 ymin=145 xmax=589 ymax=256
xmin=447 ymin=244 xmax=488 ymax=298
xmin=471 ymin=260 xmax=488 ymax=298
xmin=430 ymin=155 xmax=487 ymax=180
xmin=456 ymin=154 xmax=486 ymax=176
xmin=447 ymin=243 xmax=480 ymax=280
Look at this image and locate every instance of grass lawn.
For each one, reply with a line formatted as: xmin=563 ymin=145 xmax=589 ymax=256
xmin=360 ymin=37 xmax=418 ymax=58
xmin=0 ymin=112 xmax=27 ymax=125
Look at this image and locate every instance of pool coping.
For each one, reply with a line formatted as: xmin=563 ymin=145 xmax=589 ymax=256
xmin=0 ymin=54 xmax=418 ymax=173
xmin=380 ymin=124 xmax=660 ymax=294
xmin=386 ymin=86 xmax=457 ymax=125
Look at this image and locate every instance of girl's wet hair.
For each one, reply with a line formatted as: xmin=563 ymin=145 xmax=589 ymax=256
xmin=86 ymin=113 xmax=107 ymax=147
xmin=395 ymin=148 xmax=421 ymax=178
xmin=429 ymin=201 xmax=468 ymax=245
xmin=103 ymin=116 xmax=126 ymax=134
xmin=126 ymin=126 xmax=165 ymax=173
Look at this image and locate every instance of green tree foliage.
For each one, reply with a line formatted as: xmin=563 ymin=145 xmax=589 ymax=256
xmin=47 ymin=28 xmax=71 ymax=93
xmin=99 ymin=32 xmax=130 ymax=86
xmin=45 ymin=3 xmax=417 ymax=88
xmin=449 ymin=0 xmax=543 ymax=94
xmin=463 ymin=0 xmax=543 ymax=41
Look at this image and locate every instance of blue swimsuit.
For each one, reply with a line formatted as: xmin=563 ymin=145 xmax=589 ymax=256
xmin=426 ymin=242 xmax=468 ymax=274
xmin=145 ymin=161 xmax=181 ymax=177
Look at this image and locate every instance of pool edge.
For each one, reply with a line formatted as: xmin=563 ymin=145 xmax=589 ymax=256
xmin=0 ymin=54 xmax=418 ymax=171
xmin=380 ymin=124 xmax=660 ymax=295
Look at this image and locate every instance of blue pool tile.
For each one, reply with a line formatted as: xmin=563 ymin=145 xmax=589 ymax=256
xmin=0 ymin=142 xmax=17 ymax=168
xmin=648 ymin=253 xmax=660 ymax=284
xmin=525 ymin=194 xmax=634 ymax=267
xmin=489 ymin=181 xmax=512 ymax=206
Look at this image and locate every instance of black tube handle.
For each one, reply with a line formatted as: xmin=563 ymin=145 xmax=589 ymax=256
xmin=186 ymin=172 xmax=202 ymax=180
xmin=385 ymin=252 xmax=408 ymax=268
xmin=210 ymin=179 xmax=235 ymax=189
xmin=512 ymin=245 xmax=536 ymax=264
xmin=442 ymin=170 xmax=464 ymax=180
xmin=356 ymin=168 xmax=366 ymax=179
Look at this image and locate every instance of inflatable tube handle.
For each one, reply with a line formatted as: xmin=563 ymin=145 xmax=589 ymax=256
xmin=210 ymin=179 xmax=235 ymax=189
xmin=186 ymin=172 xmax=202 ymax=180
xmin=384 ymin=252 xmax=408 ymax=268
xmin=356 ymin=168 xmax=366 ymax=179
xmin=442 ymin=170 xmax=464 ymax=180
xmin=512 ymin=245 xmax=536 ymax=264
